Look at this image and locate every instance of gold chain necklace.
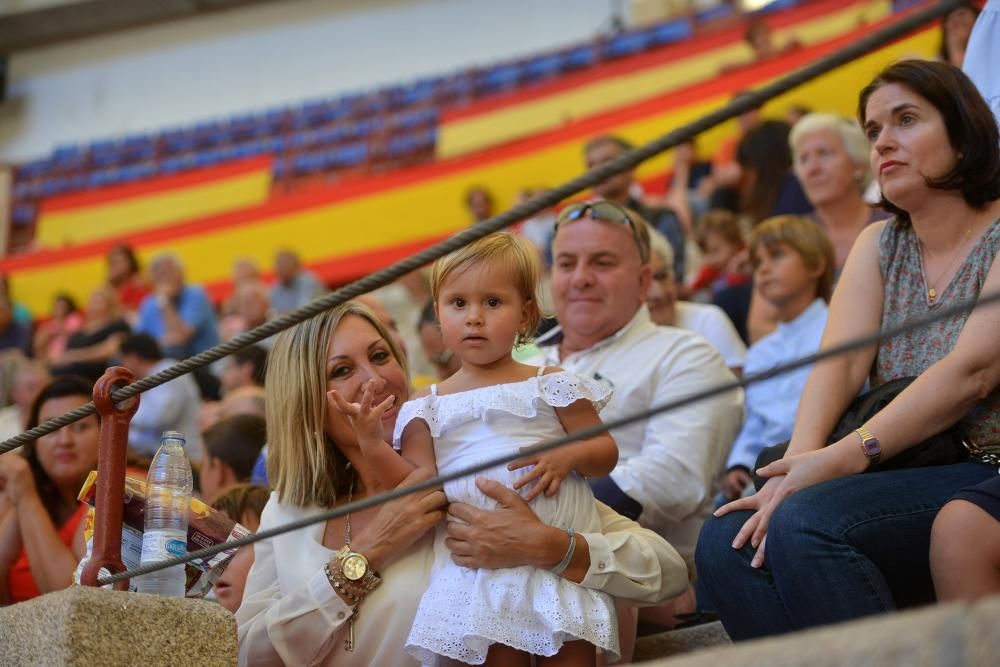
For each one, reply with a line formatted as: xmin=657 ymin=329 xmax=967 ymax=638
xmin=918 ymin=226 xmax=972 ymax=304
xmin=344 ymin=471 xmax=355 ymax=652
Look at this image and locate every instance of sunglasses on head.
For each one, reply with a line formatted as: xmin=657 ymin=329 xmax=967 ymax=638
xmin=554 ymin=201 xmax=649 ymax=263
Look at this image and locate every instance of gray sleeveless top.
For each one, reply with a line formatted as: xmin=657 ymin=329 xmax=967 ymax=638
xmin=876 ymin=217 xmax=1000 ymax=451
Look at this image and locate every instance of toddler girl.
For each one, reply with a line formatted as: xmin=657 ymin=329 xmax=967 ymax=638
xmin=331 ymin=232 xmax=620 ymax=666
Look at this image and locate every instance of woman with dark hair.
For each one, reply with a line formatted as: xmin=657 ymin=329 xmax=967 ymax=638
xmin=712 ymin=120 xmax=813 ymax=225
xmin=697 ymin=60 xmax=1000 ymax=639
xmin=0 ymin=376 xmax=98 ymax=603
xmin=106 ymin=244 xmax=150 ymax=322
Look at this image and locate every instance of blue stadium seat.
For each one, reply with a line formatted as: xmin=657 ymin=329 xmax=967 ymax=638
xmin=329 ymin=143 xmax=368 ymax=168
xmin=478 ymin=64 xmax=523 ymax=95
xmin=159 ymin=154 xmax=196 ymax=175
xmin=523 ymin=54 xmax=565 ymax=83
xmin=602 ymin=31 xmax=654 ymax=60
xmin=52 ymin=145 xmax=84 ymax=166
xmin=12 ymin=203 xmax=36 ymax=226
xmin=41 ymin=177 xmax=70 ymax=198
xmin=562 ymin=45 xmax=597 ymax=71
xmin=648 ymin=19 xmax=693 ymax=46
xmin=17 ymin=159 xmax=52 ymax=180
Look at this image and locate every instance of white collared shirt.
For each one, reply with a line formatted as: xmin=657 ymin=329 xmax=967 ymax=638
xmin=529 ymin=306 xmax=744 ymax=566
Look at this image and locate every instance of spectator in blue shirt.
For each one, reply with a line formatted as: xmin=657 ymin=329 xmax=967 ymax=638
xmin=135 ymin=253 xmax=220 ymax=361
xmin=269 ymin=250 xmax=326 ymax=316
xmin=721 ymin=215 xmax=835 ymax=502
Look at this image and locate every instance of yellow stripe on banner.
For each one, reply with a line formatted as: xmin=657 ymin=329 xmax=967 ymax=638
xmin=35 ymin=168 xmax=273 ymax=248
xmin=438 ymin=0 xmax=893 ymax=158
xmin=10 ymin=26 xmax=934 ymax=318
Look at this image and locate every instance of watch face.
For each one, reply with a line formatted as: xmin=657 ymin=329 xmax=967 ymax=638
xmin=342 ymin=554 xmax=368 ymax=581
xmin=862 ymin=438 xmax=881 ymax=457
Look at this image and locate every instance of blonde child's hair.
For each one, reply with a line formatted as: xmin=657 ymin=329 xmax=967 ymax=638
xmin=430 ymin=232 xmax=543 ymax=345
xmin=749 ymin=215 xmax=836 ymax=303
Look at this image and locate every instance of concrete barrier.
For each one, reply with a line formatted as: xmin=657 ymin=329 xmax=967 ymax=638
xmin=0 ymin=586 xmax=236 ymax=667
xmin=636 ymin=594 xmax=1000 ymax=666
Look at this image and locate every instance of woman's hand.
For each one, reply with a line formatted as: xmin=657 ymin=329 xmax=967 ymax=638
xmin=348 ymin=468 xmax=445 ymax=572
xmin=0 ymin=454 xmax=37 ymax=507
xmin=715 ymin=442 xmax=862 ymax=568
xmin=445 ymin=478 xmax=566 ymax=570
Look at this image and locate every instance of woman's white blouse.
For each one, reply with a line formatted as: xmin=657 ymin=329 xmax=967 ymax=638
xmin=236 ymin=493 xmax=688 ymax=666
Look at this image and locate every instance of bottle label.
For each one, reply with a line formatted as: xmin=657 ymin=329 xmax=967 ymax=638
xmin=140 ymin=528 xmax=188 ymax=564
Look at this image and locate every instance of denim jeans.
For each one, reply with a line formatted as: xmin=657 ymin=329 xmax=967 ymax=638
xmin=695 ymin=462 xmax=998 ymax=640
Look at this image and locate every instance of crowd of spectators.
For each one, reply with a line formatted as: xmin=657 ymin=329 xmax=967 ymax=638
xmin=0 ymin=4 xmax=997 ymax=665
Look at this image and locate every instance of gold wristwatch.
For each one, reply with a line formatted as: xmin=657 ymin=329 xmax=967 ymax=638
xmin=336 ymin=545 xmax=382 ymax=593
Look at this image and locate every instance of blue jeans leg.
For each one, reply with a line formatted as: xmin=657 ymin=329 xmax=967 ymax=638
xmin=696 ymin=462 xmax=998 ymax=640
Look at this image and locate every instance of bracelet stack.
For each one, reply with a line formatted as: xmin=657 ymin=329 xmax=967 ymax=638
xmin=324 ymin=559 xmax=363 ymax=604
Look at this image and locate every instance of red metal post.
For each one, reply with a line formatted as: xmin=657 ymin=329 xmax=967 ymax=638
xmin=80 ymin=367 xmax=140 ymax=589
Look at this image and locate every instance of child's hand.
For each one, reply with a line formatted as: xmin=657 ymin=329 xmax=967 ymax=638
xmin=508 ymin=447 xmax=577 ymax=503
xmin=328 ymin=380 xmax=396 ymax=447
xmin=721 ymin=468 xmax=753 ymax=502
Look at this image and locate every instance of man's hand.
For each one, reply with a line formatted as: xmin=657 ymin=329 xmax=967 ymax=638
xmin=445 ymin=478 xmax=562 ymax=570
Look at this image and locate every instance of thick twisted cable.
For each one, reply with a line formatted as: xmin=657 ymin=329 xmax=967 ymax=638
xmin=99 ymin=285 xmax=1000 ymax=586
xmin=0 ymin=0 xmax=958 ymax=455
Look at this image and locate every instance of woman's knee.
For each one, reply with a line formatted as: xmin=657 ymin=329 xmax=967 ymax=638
xmin=930 ymin=500 xmax=988 ymax=571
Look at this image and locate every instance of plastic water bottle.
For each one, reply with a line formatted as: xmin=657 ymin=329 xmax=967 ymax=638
xmin=137 ymin=430 xmax=192 ymax=597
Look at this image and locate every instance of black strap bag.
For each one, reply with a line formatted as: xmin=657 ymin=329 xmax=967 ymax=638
xmin=752 ymin=376 xmax=971 ymax=491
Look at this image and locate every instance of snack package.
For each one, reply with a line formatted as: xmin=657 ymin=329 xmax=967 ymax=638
xmin=73 ymin=471 xmax=251 ymax=597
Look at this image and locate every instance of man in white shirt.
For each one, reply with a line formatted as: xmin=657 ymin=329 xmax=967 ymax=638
xmin=119 ymin=334 xmax=204 ymax=462
xmin=646 ymin=228 xmax=747 ymax=375
xmin=529 ymin=201 xmax=744 ymax=567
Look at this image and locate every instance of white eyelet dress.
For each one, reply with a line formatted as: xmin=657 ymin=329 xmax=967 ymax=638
xmin=392 ymin=368 xmax=620 ymax=666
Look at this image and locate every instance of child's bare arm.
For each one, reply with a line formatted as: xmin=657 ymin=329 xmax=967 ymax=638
xmin=328 ymin=380 xmax=425 ymax=491
xmin=510 ymin=397 xmax=618 ymax=502
xmin=552 ymin=398 xmax=619 ymax=477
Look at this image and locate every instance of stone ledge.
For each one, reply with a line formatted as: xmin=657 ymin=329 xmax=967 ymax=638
xmin=0 ymin=586 xmax=236 ymax=667
xmin=637 ymin=595 xmax=1000 ymax=666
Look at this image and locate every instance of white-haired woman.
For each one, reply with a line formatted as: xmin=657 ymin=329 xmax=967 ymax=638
xmin=790 ymin=113 xmax=887 ymax=271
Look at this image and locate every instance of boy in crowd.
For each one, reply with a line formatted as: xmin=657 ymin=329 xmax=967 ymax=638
xmin=721 ymin=215 xmax=835 ymax=501
xmin=199 ymin=414 xmax=267 ymax=503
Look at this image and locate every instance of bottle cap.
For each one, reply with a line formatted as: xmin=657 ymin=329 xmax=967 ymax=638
xmin=161 ymin=430 xmax=186 ymax=445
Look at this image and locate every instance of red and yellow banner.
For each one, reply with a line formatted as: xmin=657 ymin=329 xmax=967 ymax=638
xmin=34 ymin=156 xmax=273 ymax=248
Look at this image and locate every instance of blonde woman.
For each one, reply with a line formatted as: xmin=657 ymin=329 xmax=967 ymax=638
xmin=237 ymin=301 xmax=689 ymax=666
